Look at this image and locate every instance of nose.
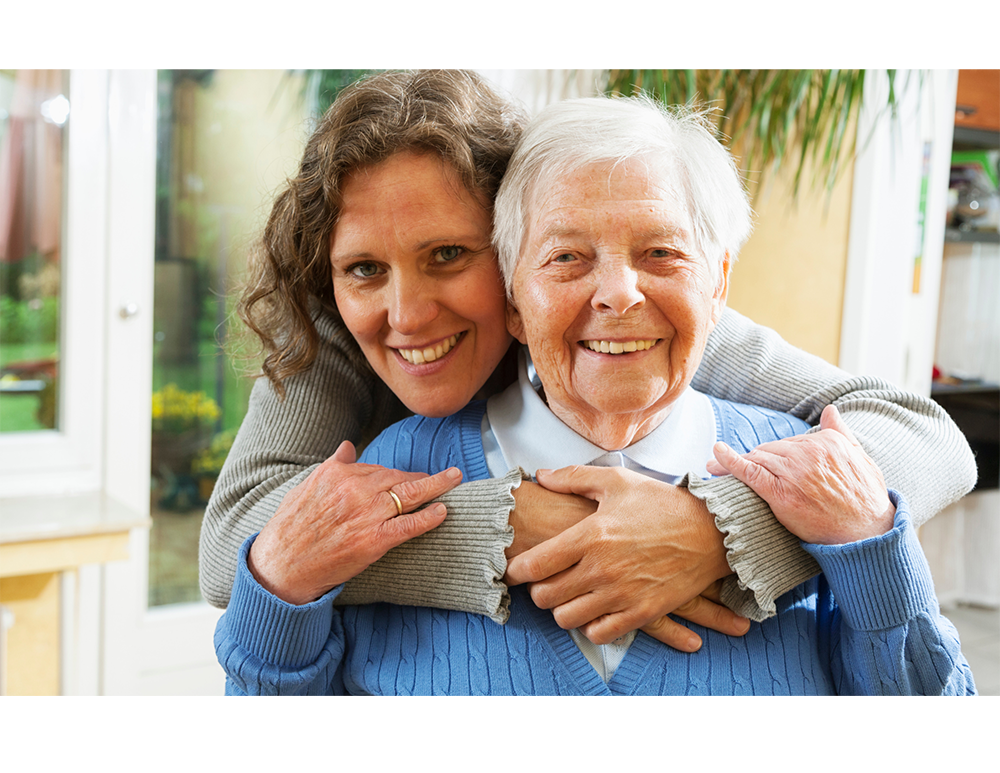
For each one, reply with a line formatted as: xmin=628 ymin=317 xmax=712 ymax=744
xmin=591 ymin=259 xmax=645 ymax=315
xmin=387 ymin=272 xmax=440 ymax=335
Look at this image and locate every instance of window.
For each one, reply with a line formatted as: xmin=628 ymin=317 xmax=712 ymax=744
xmin=0 ymin=70 xmax=67 ymax=434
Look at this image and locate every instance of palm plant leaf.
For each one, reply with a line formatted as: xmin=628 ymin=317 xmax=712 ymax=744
xmin=604 ymin=69 xmax=905 ymax=201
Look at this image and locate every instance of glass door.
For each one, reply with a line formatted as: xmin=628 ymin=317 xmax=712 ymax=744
xmin=146 ymin=69 xmax=313 ymax=607
xmin=102 ymin=70 xmax=323 ymax=694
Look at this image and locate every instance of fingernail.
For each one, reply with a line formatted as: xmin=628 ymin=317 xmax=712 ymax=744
xmin=445 ymin=467 xmax=461 ymax=480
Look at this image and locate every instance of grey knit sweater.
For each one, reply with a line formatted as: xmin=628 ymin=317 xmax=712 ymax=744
xmin=198 ymin=307 xmax=977 ymax=621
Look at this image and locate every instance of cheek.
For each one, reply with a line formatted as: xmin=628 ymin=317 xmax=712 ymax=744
xmin=334 ymin=286 xmax=382 ymax=344
xmin=461 ymin=269 xmax=508 ymax=327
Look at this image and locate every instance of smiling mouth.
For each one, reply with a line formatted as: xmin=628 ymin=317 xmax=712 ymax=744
xmin=581 ymin=338 xmax=659 ymax=355
xmin=397 ymin=333 xmax=463 ymax=365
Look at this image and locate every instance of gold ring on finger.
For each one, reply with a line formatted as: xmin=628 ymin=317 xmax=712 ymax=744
xmin=388 ymin=490 xmax=404 ymax=516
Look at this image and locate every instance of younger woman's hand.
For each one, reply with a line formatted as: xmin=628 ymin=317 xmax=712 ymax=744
xmin=505 ymin=466 xmax=749 ymax=652
xmin=247 ymin=441 xmax=462 ymax=605
xmin=708 ymin=405 xmax=896 ymax=545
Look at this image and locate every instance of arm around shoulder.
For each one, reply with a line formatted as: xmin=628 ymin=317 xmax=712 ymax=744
xmin=689 ymin=308 xmax=977 ymax=620
xmin=199 ymin=311 xmax=403 ymax=608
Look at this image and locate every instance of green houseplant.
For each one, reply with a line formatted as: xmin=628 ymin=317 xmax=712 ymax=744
xmin=604 ymin=69 xmax=912 ymax=199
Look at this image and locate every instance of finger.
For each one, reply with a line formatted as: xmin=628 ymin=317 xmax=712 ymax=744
xmin=671 ymin=595 xmax=751 ymax=638
xmin=389 ymin=467 xmax=463 ymax=512
xmin=705 ymin=457 xmax=730 ymax=476
xmin=534 ymin=465 xmax=617 ymax=501
xmin=710 ymin=441 xmax=740 ymax=475
xmin=638 ymin=615 xmax=702 ymax=652
xmin=377 ymin=502 xmax=449 ymax=549
xmin=558 ymin=594 xmax=649 ymax=641
xmin=574 ymin=608 xmax=670 ymax=647
xmin=712 ymin=442 xmax=780 ymax=495
xmin=505 ymin=527 xmax=585 ymax=586
xmin=819 ymin=404 xmax=860 ymax=446
xmin=331 ymin=440 xmax=357 ymax=464
xmin=531 ymin=567 xmax=613 ymax=619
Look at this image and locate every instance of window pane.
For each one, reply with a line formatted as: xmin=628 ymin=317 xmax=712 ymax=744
xmin=149 ymin=70 xmax=312 ymax=606
xmin=0 ymin=70 xmax=66 ymax=433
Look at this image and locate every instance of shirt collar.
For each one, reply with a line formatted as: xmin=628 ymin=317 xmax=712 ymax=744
xmin=485 ymin=348 xmax=716 ymax=479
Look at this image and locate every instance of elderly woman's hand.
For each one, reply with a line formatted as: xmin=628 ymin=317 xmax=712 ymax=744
xmin=708 ymin=405 xmax=896 ymax=545
xmin=504 ymin=466 xmax=750 ymax=652
xmin=247 ymin=441 xmax=462 ymax=606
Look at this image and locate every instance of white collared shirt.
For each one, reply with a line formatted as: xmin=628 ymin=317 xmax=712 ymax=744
xmin=482 ymin=349 xmax=717 ymax=681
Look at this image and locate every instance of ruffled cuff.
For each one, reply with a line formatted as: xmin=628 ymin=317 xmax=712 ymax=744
xmin=224 ymin=534 xmax=341 ymax=668
xmin=682 ymin=472 xmax=820 ymax=622
xmin=336 ymin=467 xmax=521 ymax=623
xmin=802 ymin=491 xmax=937 ymax=631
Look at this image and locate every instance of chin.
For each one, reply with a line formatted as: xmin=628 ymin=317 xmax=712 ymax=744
xmin=402 ymin=394 xmax=471 ymax=419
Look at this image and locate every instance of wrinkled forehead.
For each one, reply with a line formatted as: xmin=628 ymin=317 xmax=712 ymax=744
xmin=526 ymin=155 xmax=687 ymax=218
xmin=523 ymin=155 xmax=692 ymax=239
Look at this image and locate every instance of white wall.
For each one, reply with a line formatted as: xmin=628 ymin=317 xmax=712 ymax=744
xmin=474 ymin=69 xmax=604 ymax=115
xmin=840 ymin=70 xmax=959 ymax=395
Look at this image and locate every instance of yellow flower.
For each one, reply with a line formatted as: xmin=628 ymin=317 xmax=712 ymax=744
xmin=151 ymin=384 xmax=221 ymax=433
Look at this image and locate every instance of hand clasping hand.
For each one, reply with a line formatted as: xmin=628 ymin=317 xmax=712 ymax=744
xmin=707 ymin=405 xmax=896 ymax=545
xmin=505 ymin=465 xmax=750 ymax=652
xmin=248 ymin=441 xmax=462 ymax=605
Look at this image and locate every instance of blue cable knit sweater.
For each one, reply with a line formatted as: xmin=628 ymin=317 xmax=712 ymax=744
xmin=215 ymin=398 xmax=976 ymax=695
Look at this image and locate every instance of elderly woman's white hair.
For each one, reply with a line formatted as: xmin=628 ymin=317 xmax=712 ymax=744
xmin=493 ymin=95 xmax=754 ymax=294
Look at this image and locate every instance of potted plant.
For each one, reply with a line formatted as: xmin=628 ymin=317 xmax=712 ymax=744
xmin=191 ymin=429 xmax=236 ymax=502
xmin=604 ymin=69 xmax=911 ymax=199
xmin=150 ymin=383 xmax=221 ymax=484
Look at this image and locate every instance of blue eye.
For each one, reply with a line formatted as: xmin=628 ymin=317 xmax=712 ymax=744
xmin=349 ymin=262 xmax=380 ymax=278
xmin=554 ymin=253 xmax=575 ymax=263
xmin=435 ymin=245 xmax=462 ymax=262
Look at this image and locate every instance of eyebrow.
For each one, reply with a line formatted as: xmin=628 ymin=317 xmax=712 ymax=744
xmin=537 ymin=221 xmax=692 ymax=243
xmin=331 ymin=233 xmax=491 ymax=263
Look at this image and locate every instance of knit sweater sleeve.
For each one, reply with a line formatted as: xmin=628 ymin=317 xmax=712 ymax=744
xmin=198 ymin=311 xmax=515 ymax=615
xmin=804 ymin=491 xmax=976 ymax=695
xmin=215 ymin=534 xmax=347 ymax=696
xmin=687 ymin=307 xmax=978 ymax=621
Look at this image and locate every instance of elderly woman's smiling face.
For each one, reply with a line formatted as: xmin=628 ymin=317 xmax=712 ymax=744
xmin=506 ymin=158 xmax=730 ymax=451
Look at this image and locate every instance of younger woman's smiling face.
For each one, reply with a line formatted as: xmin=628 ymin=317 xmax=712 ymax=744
xmin=331 ymin=151 xmax=512 ymax=417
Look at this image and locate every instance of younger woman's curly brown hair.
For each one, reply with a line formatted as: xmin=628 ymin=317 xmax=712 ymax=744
xmin=239 ymin=69 xmax=528 ymax=396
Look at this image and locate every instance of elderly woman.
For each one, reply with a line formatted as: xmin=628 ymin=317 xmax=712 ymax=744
xmin=215 ymin=95 xmax=975 ymax=695
xmin=202 ymin=71 xmax=976 ymax=655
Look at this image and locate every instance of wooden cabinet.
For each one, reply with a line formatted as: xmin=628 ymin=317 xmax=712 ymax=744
xmin=0 ymin=494 xmax=148 ymax=695
xmin=955 ymin=69 xmax=1000 ymax=132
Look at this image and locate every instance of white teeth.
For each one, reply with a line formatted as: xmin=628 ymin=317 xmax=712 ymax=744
xmin=583 ymin=339 xmax=657 ymax=354
xmin=399 ymin=333 xmax=461 ymax=364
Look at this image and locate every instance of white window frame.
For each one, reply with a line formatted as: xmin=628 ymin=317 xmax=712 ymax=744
xmin=0 ymin=70 xmax=109 ymax=497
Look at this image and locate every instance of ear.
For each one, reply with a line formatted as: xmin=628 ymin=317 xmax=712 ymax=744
xmin=709 ymin=251 xmax=732 ymax=328
xmin=506 ymin=299 xmax=528 ymax=344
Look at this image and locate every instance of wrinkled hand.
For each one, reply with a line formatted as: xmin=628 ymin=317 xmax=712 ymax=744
xmin=505 ymin=466 xmax=749 ymax=652
xmin=505 ymin=480 xmax=597 ymax=560
xmin=248 ymin=441 xmax=462 ymax=605
xmin=708 ymin=405 xmax=896 ymax=545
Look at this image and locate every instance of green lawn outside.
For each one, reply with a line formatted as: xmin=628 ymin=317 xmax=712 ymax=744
xmin=0 ymin=340 xmax=59 ymax=432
